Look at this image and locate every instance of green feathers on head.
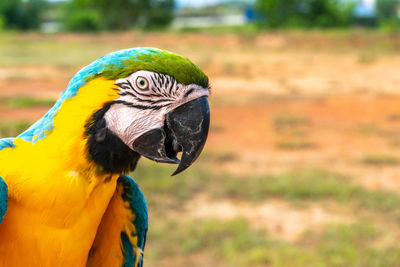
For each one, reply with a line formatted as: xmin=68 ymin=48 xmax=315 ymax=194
xmin=88 ymin=48 xmax=209 ymax=88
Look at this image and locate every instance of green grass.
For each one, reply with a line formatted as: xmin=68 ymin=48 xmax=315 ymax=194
xmin=276 ymin=140 xmax=316 ymax=150
xmin=211 ymin=169 xmax=400 ymax=220
xmin=209 ymin=123 xmax=224 ymax=133
xmin=134 ymin=162 xmax=400 ymax=223
xmin=301 ymin=222 xmax=400 ymax=267
xmin=357 ymin=123 xmax=380 ymax=135
xmin=0 ymin=121 xmax=31 ymax=137
xmin=201 ymin=150 xmax=237 ymax=163
xmin=212 ymin=169 xmax=356 ymax=201
xmin=358 ymin=52 xmax=378 ymax=64
xmin=362 ymin=154 xmax=398 ymax=166
xmin=273 ymin=114 xmax=315 ymax=150
xmin=274 ymin=114 xmax=311 ymax=132
xmin=135 ymin=163 xmax=400 ymax=228
xmin=147 ymin=217 xmax=400 ymax=267
xmin=0 ymin=96 xmax=55 ymax=108
xmin=0 ymin=33 xmax=110 ymax=66
xmin=173 ymin=24 xmax=260 ymax=35
xmin=133 ymin=159 xmax=210 ymax=202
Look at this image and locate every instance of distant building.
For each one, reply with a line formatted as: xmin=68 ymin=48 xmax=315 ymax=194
xmin=41 ymin=0 xmax=64 ymax=33
xmin=172 ymin=0 xmax=254 ymax=28
xmin=352 ymin=0 xmax=400 ymax=27
xmin=172 ymin=15 xmax=247 ymax=28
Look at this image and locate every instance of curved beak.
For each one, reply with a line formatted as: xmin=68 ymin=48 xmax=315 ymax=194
xmin=132 ymin=96 xmax=210 ymax=176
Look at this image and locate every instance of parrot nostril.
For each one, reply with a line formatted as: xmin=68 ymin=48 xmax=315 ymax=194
xmin=184 ymin=88 xmax=194 ymax=98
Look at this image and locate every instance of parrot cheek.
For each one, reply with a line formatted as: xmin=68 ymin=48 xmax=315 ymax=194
xmin=104 ymin=105 xmax=163 ymax=148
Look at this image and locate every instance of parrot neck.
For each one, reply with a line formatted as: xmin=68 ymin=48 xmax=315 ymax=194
xmin=33 ymin=77 xmax=124 ymax=173
xmin=0 ymin=77 xmax=124 ymax=227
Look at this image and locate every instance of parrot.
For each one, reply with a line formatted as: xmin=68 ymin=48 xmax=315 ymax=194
xmin=0 ymin=47 xmax=210 ymax=267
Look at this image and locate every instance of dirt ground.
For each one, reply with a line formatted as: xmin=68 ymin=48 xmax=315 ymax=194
xmin=1 ymin=31 xmax=400 ymax=254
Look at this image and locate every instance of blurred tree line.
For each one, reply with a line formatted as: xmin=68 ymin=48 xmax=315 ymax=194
xmin=0 ymin=0 xmax=399 ymax=31
xmin=0 ymin=0 xmax=174 ymax=31
xmin=63 ymin=0 xmax=174 ymax=31
xmin=0 ymin=0 xmax=47 ymax=30
xmin=256 ymin=0 xmax=400 ymax=29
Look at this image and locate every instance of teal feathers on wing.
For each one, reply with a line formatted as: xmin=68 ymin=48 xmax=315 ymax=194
xmin=0 ymin=177 xmax=7 ymax=224
xmin=118 ymin=175 xmax=148 ymax=267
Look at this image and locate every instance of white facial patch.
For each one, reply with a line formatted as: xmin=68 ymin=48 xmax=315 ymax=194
xmin=104 ymin=70 xmax=209 ymax=148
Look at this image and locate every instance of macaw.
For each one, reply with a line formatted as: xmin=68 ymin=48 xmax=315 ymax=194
xmin=0 ymin=48 xmax=210 ymax=267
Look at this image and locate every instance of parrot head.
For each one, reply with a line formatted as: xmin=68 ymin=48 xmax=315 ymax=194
xmin=16 ymin=48 xmax=210 ymax=176
xmin=81 ymin=48 xmax=210 ymax=175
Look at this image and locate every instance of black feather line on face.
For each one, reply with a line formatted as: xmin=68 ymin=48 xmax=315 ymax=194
xmin=160 ymin=74 xmax=170 ymax=96
xmin=172 ymin=83 xmax=178 ymax=96
xmin=113 ymin=100 xmax=169 ymax=110
xmin=156 ymin=74 xmax=163 ymax=87
xmin=119 ymin=91 xmax=165 ymax=99
xmin=85 ymin=102 xmax=140 ymax=174
xmin=133 ymin=98 xmax=174 ymax=105
xmin=167 ymin=76 xmax=174 ymax=94
xmin=150 ymin=76 xmax=160 ymax=93
xmin=118 ymin=83 xmax=131 ymax=90
xmin=159 ymin=73 xmax=165 ymax=86
xmin=157 ymin=74 xmax=168 ymax=96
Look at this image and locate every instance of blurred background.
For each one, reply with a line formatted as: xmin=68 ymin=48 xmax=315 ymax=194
xmin=1 ymin=0 xmax=400 ymax=266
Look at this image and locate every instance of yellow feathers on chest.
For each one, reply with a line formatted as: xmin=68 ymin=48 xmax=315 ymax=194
xmin=0 ymin=78 xmax=121 ymax=267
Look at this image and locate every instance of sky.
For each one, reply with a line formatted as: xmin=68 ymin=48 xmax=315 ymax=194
xmin=176 ymin=0 xmax=375 ymax=8
xmin=354 ymin=0 xmax=376 ymax=17
xmin=47 ymin=0 xmax=375 ymax=11
xmin=176 ymin=0 xmax=377 ymax=17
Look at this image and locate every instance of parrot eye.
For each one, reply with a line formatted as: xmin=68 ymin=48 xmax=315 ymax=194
xmin=135 ymin=76 xmax=149 ymax=91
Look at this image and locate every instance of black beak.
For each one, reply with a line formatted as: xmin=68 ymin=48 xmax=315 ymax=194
xmin=132 ymin=96 xmax=210 ymax=176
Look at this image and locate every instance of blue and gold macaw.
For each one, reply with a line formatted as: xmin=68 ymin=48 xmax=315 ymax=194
xmin=0 ymin=48 xmax=210 ymax=267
